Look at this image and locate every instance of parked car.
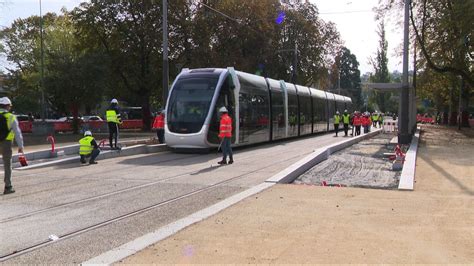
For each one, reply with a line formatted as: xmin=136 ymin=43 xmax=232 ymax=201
xmin=82 ymin=115 xmax=103 ymax=122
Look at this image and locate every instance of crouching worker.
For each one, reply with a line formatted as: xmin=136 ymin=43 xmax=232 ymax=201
xmin=79 ymin=131 xmax=100 ymax=164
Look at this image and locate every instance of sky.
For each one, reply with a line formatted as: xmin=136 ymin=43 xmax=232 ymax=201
xmin=0 ymin=0 xmax=405 ymax=74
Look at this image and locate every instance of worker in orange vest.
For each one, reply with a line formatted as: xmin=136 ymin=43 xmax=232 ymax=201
xmin=218 ymin=106 xmax=233 ymax=165
xmin=353 ymin=111 xmax=362 ymax=136
xmin=152 ymin=109 xmax=165 ymax=144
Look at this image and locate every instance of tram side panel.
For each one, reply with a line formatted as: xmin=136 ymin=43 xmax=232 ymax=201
xmin=285 ymin=83 xmax=299 ymax=138
xmin=267 ymin=78 xmax=286 ymax=141
xmin=295 ymin=85 xmax=312 ymax=136
xmin=235 ymin=71 xmax=271 ymax=145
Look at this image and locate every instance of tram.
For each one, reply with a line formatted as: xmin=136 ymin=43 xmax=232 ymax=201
xmin=164 ymin=67 xmax=352 ymax=149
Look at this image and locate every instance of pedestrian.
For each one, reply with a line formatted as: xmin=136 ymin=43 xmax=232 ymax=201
xmin=342 ymin=110 xmax=350 ymax=137
xmin=79 ymin=130 xmax=100 ymax=165
xmin=353 ymin=111 xmax=361 ymax=136
xmin=217 ymin=106 xmax=233 ymax=165
xmin=152 ymin=109 xmax=165 ymax=144
xmin=334 ymin=111 xmax=341 ymax=137
xmin=106 ymin=98 xmax=122 ymax=149
xmin=0 ymin=97 xmax=24 ymax=194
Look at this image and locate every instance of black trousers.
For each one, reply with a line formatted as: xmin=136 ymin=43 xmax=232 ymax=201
xmin=108 ymin=122 xmax=119 ymax=148
xmin=334 ymin=124 xmax=339 ymax=136
xmin=80 ymin=148 xmax=100 ymax=163
xmin=355 ymin=125 xmax=361 ymax=136
xmin=156 ymin=128 xmax=165 ymax=144
xmin=343 ymin=123 xmax=349 ymax=136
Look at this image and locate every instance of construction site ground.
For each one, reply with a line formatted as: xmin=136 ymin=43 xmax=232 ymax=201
xmin=121 ymin=124 xmax=473 ymax=264
xmin=295 ymin=132 xmax=400 ymax=188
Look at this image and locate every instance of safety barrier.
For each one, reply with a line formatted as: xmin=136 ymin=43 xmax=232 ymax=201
xmin=18 ymin=119 xmax=148 ymax=133
xmin=383 ymin=121 xmax=398 ymax=133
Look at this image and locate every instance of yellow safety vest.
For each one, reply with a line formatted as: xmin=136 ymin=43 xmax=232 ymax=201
xmin=1 ymin=112 xmax=15 ymax=141
xmin=343 ymin=114 xmax=350 ymax=124
xmin=334 ymin=114 xmax=341 ymax=124
xmin=79 ymin=136 xmax=94 ymax=155
xmin=106 ymin=110 xmax=119 ymax=123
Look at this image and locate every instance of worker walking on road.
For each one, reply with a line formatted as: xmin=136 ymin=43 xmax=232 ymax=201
xmin=79 ymin=131 xmax=100 ymax=164
xmin=342 ymin=110 xmax=350 ymax=137
xmin=334 ymin=111 xmax=341 ymax=137
xmin=0 ymin=97 xmax=24 ymax=194
xmin=217 ymin=106 xmax=233 ymax=165
xmin=152 ymin=109 xmax=165 ymax=144
xmin=106 ymin=99 xmax=122 ymax=150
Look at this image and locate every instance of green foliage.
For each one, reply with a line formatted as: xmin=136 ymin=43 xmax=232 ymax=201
xmin=333 ymin=47 xmax=362 ymax=109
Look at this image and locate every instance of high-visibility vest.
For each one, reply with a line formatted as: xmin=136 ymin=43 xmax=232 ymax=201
xmin=334 ymin=114 xmax=341 ymax=124
xmin=219 ymin=114 xmax=232 ymax=138
xmin=152 ymin=113 xmax=165 ymax=129
xmin=342 ymin=114 xmax=350 ymax=124
xmin=79 ymin=136 xmax=94 ymax=155
xmin=1 ymin=112 xmax=15 ymax=141
xmin=106 ymin=109 xmax=119 ymax=123
xmin=353 ymin=116 xmax=361 ymax=126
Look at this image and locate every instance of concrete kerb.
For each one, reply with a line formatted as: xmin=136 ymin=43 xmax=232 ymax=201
xmin=15 ymin=144 xmax=168 ymax=170
xmin=266 ymin=129 xmax=382 ymax=184
xmin=398 ymin=127 xmax=420 ymax=190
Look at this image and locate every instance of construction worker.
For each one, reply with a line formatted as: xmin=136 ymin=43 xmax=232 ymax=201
xmin=334 ymin=111 xmax=341 ymax=137
xmin=342 ymin=110 xmax=350 ymax=137
xmin=0 ymin=97 xmax=24 ymax=194
xmin=353 ymin=111 xmax=362 ymax=136
xmin=218 ymin=106 xmax=233 ymax=165
xmin=152 ymin=109 xmax=165 ymax=144
xmin=106 ymin=98 xmax=122 ymax=149
xmin=79 ymin=131 xmax=100 ymax=164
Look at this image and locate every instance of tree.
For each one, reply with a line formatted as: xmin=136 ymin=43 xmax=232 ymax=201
xmin=377 ymin=0 xmax=473 ymax=126
xmin=369 ymin=21 xmax=396 ymax=113
xmin=333 ymin=47 xmax=362 ymax=109
xmin=73 ymin=0 xmax=167 ymax=130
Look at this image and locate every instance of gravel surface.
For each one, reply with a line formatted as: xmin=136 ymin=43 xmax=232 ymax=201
xmin=295 ymin=133 xmax=401 ymax=189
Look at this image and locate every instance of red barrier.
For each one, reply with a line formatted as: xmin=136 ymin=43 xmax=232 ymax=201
xmin=120 ymin=119 xmax=143 ymax=129
xmin=47 ymin=135 xmax=55 ymax=153
xmin=19 ymin=121 xmax=33 ymax=133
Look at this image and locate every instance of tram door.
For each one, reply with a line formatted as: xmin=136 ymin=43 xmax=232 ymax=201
xmin=207 ymin=75 xmax=235 ymax=145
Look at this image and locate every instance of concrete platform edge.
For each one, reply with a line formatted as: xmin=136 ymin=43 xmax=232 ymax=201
xmin=266 ymin=129 xmax=382 ymax=184
xmin=398 ymin=127 xmax=420 ymax=190
xmin=81 ymin=182 xmax=275 ymax=265
xmin=15 ymin=144 xmax=168 ymax=170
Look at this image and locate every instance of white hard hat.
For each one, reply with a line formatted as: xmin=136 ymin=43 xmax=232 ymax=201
xmin=84 ymin=130 xmax=92 ymax=136
xmin=0 ymin=97 xmax=12 ymax=105
xmin=344 ymin=109 xmax=348 ymax=112
xmin=111 ymin=98 xmax=118 ymax=104
xmin=219 ymin=106 xmax=228 ymax=113
xmin=336 ymin=111 xmax=340 ymax=114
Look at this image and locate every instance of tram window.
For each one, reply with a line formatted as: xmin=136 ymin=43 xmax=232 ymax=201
xmin=299 ymin=95 xmax=312 ymax=135
xmin=167 ymin=76 xmax=218 ymax=134
xmin=271 ymin=90 xmax=285 ymax=140
xmin=238 ymin=74 xmax=270 ymax=144
xmin=287 ymin=93 xmax=298 ymax=137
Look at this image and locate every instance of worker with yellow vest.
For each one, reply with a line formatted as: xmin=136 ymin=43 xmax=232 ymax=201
xmin=79 ymin=130 xmax=100 ymax=164
xmin=334 ymin=111 xmax=341 ymax=137
xmin=0 ymin=97 xmax=24 ymax=194
xmin=106 ymin=99 xmax=122 ymax=149
xmin=342 ymin=109 xmax=351 ymax=137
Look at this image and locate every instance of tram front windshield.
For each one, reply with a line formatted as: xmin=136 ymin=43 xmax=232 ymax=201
xmin=167 ymin=75 xmax=219 ymax=134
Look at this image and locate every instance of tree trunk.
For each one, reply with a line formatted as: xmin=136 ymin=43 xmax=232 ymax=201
xmin=460 ymin=79 xmax=470 ymax=127
xmin=141 ymin=91 xmax=152 ymax=131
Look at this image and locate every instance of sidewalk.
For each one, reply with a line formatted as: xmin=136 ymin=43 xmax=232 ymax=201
xmin=119 ymin=125 xmax=473 ymax=264
xmin=14 ymin=132 xmax=156 ymax=153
